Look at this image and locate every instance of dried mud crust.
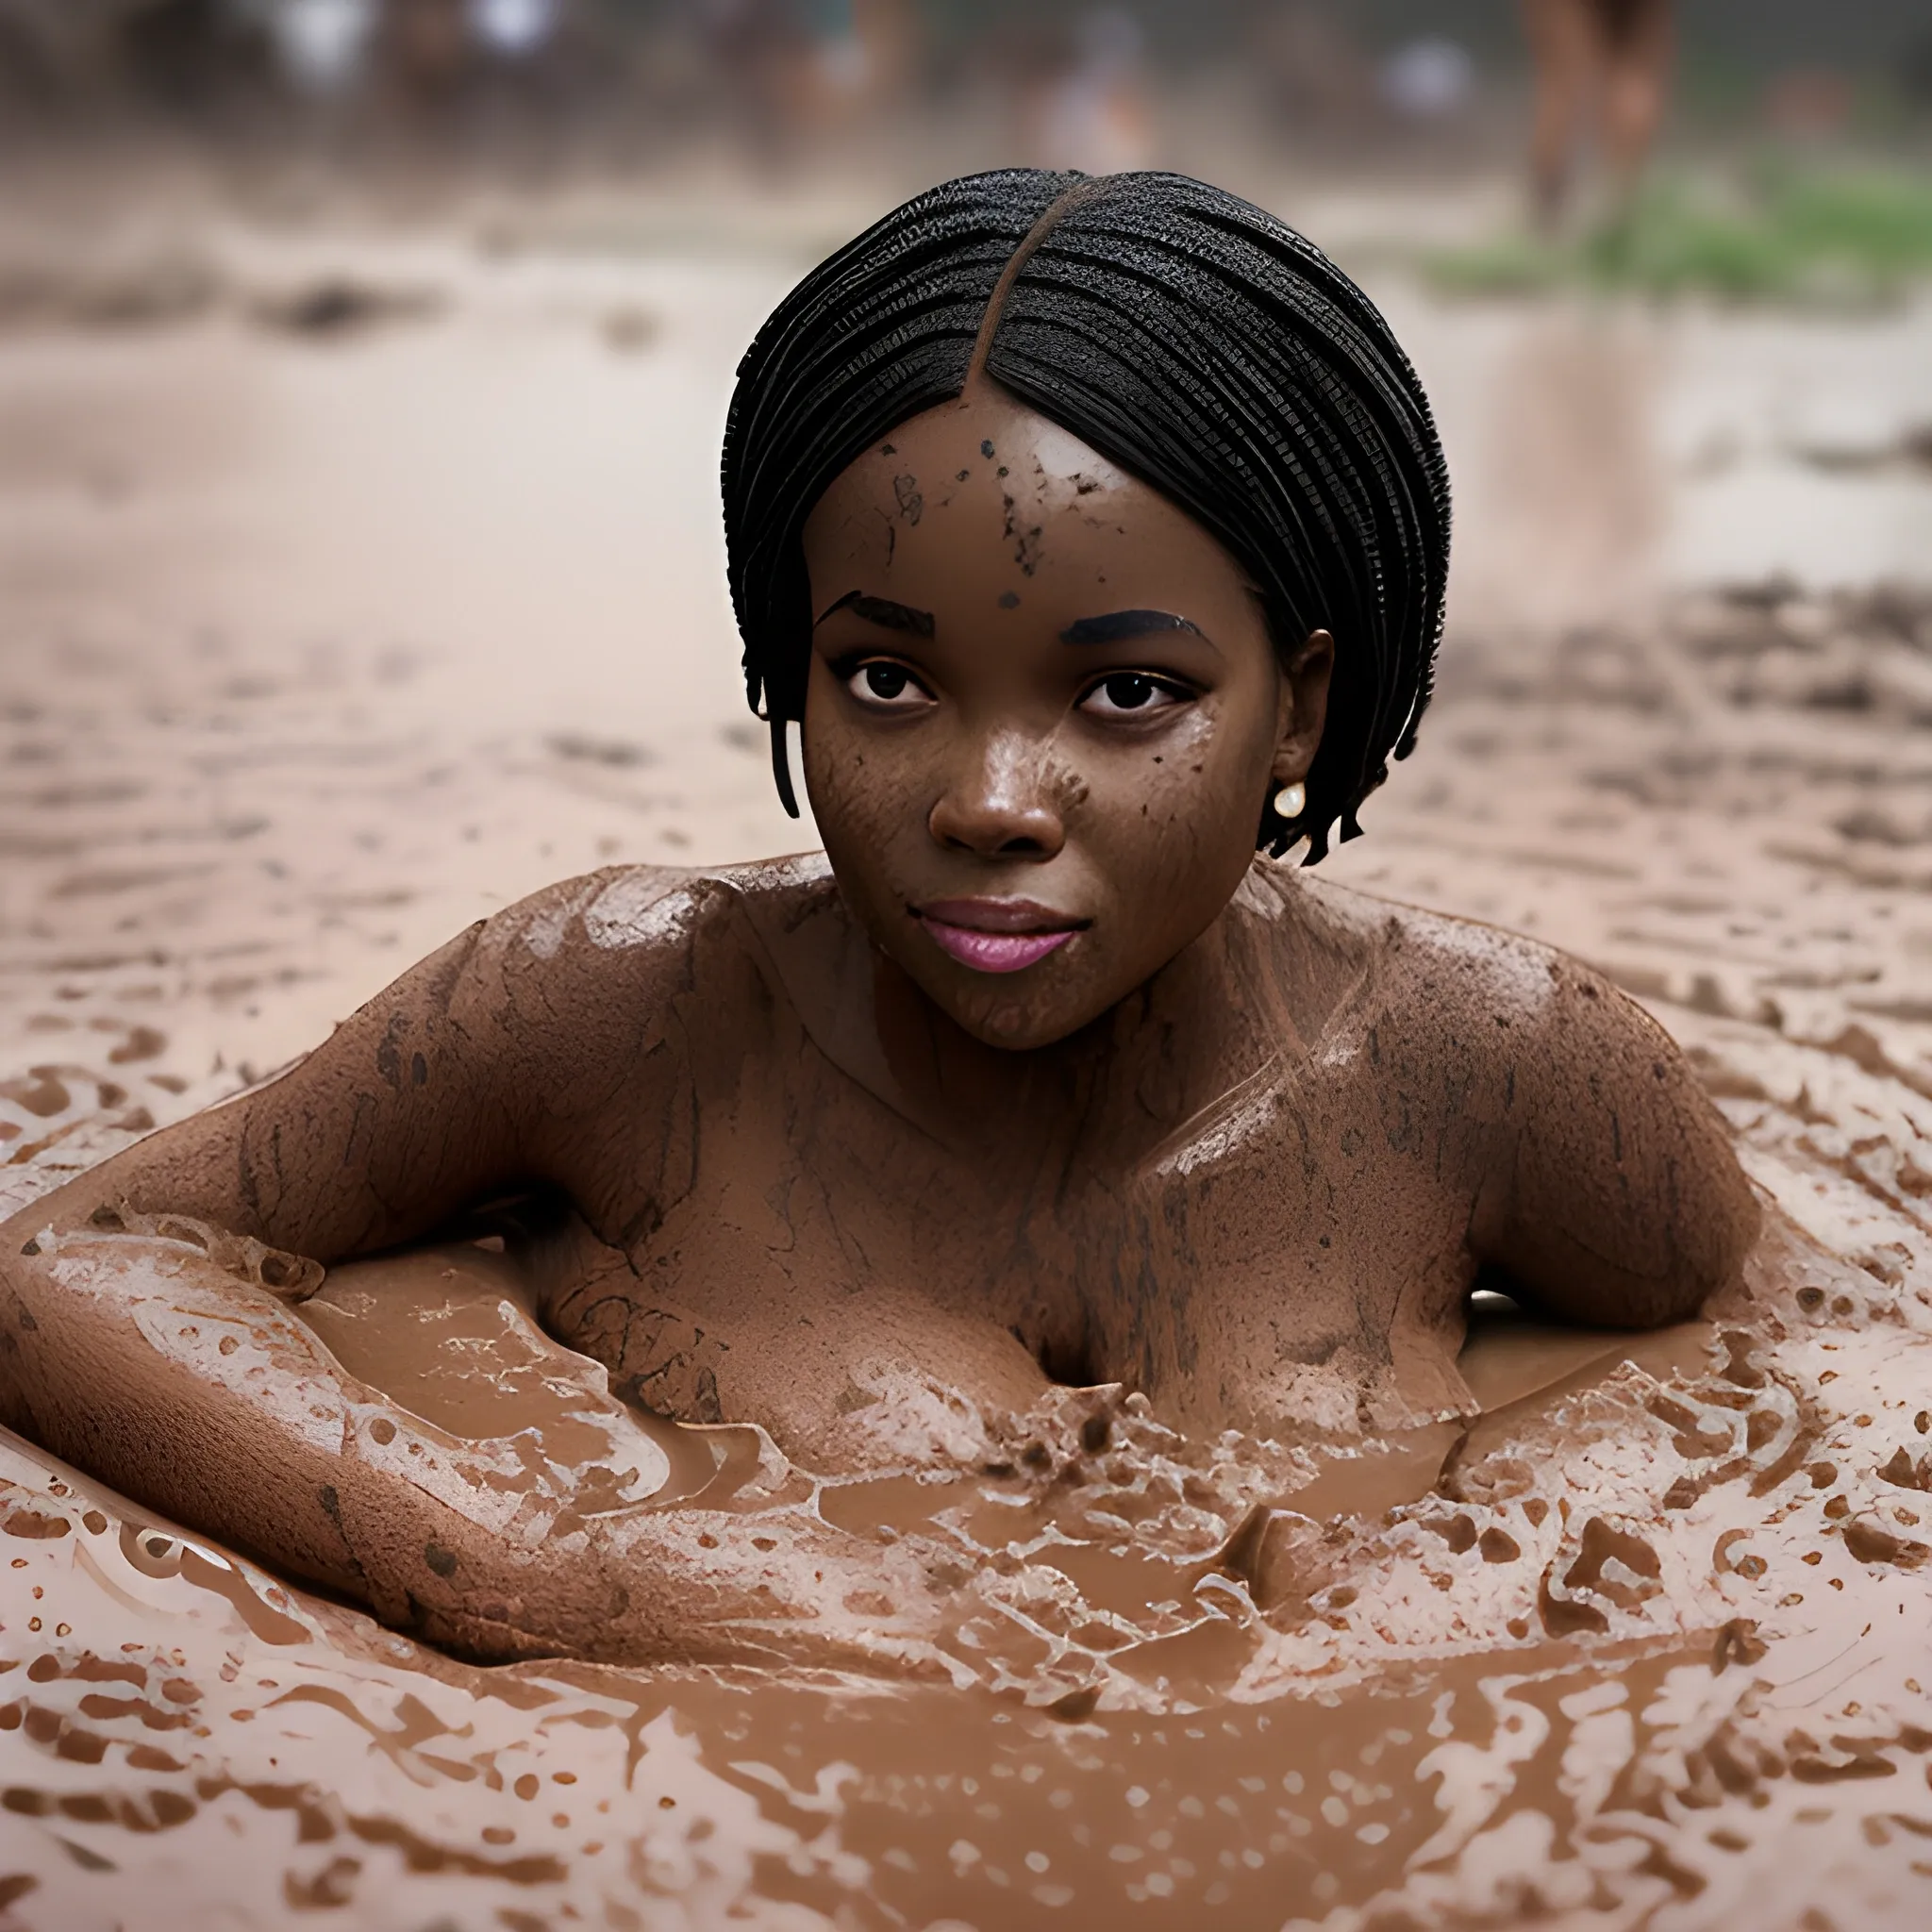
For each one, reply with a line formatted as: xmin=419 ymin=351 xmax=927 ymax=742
xmin=0 ymin=583 xmax=1928 ymax=1927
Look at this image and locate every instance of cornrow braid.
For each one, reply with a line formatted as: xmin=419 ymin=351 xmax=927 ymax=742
xmin=721 ymin=168 xmax=1450 ymax=860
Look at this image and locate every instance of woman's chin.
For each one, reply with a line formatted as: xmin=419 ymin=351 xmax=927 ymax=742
xmin=866 ymin=915 xmax=1133 ymax=1052
xmin=927 ymin=975 xmax=1114 ymax=1053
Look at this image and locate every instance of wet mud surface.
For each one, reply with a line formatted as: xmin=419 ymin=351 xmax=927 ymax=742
xmin=3 ymin=594 xmax=1930 ymax=1926
xmin=1 ymin=194 xmax=1929 ymax=1928
xmin=0 ymin=1231 xmax=1927 ymax=1929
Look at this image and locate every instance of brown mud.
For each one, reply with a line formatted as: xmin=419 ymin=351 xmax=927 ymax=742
xmin=1 ymin=628 xmax=1929 ymax=1929
xmin=0 ymin=1215 xmax=1927 ymax=1929
xmin=0 ymin=193 xmax=1928 ymax=1928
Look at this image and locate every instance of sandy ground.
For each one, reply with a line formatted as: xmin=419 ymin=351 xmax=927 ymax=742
xmin=0 ymin=173 xmax=1930 ymax=1929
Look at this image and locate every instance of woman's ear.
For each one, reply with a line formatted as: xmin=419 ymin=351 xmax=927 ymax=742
xmin=1272 ymin=628 xmax=1334 ymax=785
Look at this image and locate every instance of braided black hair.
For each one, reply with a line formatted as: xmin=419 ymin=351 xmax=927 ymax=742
xmin=721 ymin=168 xmax=1450 ymax=861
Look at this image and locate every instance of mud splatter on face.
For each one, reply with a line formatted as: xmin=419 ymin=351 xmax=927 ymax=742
xmin=800 ymin=382 xmax=1327 ymax=1054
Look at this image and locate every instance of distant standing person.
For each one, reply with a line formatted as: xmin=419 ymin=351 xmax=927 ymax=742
xmin=1521 ymin=0 xmax=1673 ymax=225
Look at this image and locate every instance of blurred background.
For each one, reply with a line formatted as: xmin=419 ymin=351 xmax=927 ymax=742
xmin=0 ymin=2 xmax=1929 ymax=1298
xmin=1 ymin=0 xmax=1929 ymax=180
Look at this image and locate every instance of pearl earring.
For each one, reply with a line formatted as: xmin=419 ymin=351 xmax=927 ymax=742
xmin=1273 ymin=781 xmax=1306 ymax=820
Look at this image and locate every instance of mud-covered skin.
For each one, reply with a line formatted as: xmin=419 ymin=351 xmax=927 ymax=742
xmin=0 ymin=382 xmax=1757 ymax=1662
xmin=0 ymin=854 xmax=1754 ymax=1485
xmin=800 ymin=381 xmax=1334 ymax=1054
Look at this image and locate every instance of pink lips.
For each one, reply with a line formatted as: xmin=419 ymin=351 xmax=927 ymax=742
xmin=914 ymin=899 xmax=1084 ymax=974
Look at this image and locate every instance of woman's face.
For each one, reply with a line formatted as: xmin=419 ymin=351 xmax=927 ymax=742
xmin=800 ymin=383 xmax=1331 ymax=1052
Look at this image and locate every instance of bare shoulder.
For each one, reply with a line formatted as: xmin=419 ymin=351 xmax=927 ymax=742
xmin=441 ymin=854 xmax=841 ymax=1102
xmin=1247 ymin=863 xmax=1684 ymax=1074
xmin=1249 ymin=867 xmax=1756 ymax=1322
xmin=457 ymin=852 xmax=838 ymax=1016
xmin=474 ymin=852 xmax=836 ymax=973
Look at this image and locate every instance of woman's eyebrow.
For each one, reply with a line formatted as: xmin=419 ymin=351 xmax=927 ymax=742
xmin=814 ymin=590 xmax=936 ymax=638
xmin=1058 ymin=609 xmax=1210 ymax=647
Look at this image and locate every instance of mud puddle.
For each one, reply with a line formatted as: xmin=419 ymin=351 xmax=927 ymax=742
xmin=1 ymin=1212 xmax=1929 ymax=1929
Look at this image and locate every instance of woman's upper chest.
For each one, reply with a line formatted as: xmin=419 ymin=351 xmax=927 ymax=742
xmin=563 ymin=873 xmax=1506 ymax=1298
xmin=637 ymin=978 xmax=1496 ymax=1320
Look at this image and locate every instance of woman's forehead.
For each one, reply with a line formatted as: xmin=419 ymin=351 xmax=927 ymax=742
xmin=809 ymin=389 xmax=1134 ymax=531
xmin=803 ymin=388 xmax=1254 ymax=622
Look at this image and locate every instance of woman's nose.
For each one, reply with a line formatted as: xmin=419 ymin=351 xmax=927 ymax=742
xmin=927 ymin=732 xmax=1067 ymax=858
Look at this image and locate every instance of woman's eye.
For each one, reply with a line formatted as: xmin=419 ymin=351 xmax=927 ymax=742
xmin=1079 ymin=673 xmax=1189 ymax=718
xmin=845 ymin=661 xmax=931 ymax=709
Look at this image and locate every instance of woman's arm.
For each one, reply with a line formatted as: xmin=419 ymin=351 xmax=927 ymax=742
xmin=0 ymin=870 xmax=938 ymax=1665
xmin=1468 ymin=944 xmax=1760 ymax=1328
xmin=0 ymin=1220 xmax=944 ymax=1669
xmin=8 ymin=858 xmax=715 ymax=1262
xmin=0 ymin=882 xmax=578 ymax=1606
xmin=37 ymin=913 xmax=527 ymax=1265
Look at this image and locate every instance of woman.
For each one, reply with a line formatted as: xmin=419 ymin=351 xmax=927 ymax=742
xmin=0 ymin=169 xmax=1757 ymax=1666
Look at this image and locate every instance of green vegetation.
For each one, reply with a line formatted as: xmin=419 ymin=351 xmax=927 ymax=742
xmin=1424 ymin=165 xmax=1932 ymax=308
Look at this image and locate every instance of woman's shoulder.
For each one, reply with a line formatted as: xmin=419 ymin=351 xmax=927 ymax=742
xmin=433 ymin=856 xmax=843 ymax=1064
xmin=419 ymin=855 xmax=844 ymax=1109
xmin=474 ymin=853 xmax=839 ymax=973
xmin=1241 ymin=860 xmax=1657 ymax=1053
